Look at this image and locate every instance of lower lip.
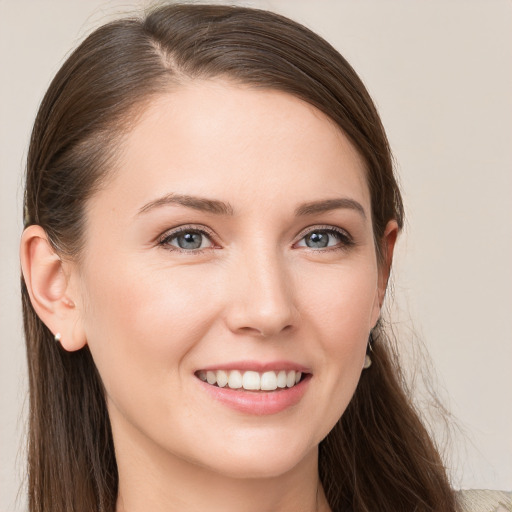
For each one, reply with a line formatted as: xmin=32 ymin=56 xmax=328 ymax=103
xmin=197 ymin=375 xmax=311 ymax=415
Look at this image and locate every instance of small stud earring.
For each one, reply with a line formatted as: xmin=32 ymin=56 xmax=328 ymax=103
xmin=63 ymin=297 xmax=75 ymax=308
xmin=54 ymin=332 xmax=62 ymax=343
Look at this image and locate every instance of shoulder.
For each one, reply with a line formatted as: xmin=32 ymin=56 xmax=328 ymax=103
xmin=457 ymin=490 xmax=512 ymax=512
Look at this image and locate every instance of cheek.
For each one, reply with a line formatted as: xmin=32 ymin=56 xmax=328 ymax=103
xmin=78 ymin=256 xmax=220 ymax=405
xmin=297 ymin=258 xmax=378 ymax=343
xmin=296 ymin=260 xmax=378 ymax=424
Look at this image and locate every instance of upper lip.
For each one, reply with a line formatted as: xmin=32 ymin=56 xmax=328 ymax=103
xmin=197 ymin=360 xmax=312 ymax=373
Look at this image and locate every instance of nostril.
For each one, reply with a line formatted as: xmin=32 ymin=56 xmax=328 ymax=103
xmin=238 ymin=324 xmax=294 ymax=338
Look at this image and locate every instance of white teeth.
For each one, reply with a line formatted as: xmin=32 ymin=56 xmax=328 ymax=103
xmin=286 ymin=371 xmax=296 ymax=388
xmin=260 ymin=371 xmax=278 ymax=390
xmin=216 ymin=369 xmax=228 ymax=388
xmin=243 ymin=371 xmax=260 ymax=390
xmin=228 ymin=370 xmax=243 ymax=389
xmin=198 ymin=369 xmax=304 ymax=391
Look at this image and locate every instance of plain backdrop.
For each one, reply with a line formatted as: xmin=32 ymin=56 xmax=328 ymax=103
xmin=1 ymin=1 xmax=511 ymax=510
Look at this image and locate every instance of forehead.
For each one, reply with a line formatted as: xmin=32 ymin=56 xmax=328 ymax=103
xmin=90 ymin=80 xmax=370 ymax=218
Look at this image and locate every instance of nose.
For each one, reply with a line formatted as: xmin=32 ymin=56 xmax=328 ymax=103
xmin=223 ymin=247 xmax=299 ymax=338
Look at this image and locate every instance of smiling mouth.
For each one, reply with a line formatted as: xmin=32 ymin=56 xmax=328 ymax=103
xmin=195 ymin=369 xmax=307 ymax=391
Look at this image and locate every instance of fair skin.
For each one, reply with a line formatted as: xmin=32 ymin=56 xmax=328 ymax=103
xmin=21 ymin=81 xmax=397 ymax=512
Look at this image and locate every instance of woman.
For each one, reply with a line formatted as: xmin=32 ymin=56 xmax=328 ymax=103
xmin=18 ymin=3 xmax=508 ymax=512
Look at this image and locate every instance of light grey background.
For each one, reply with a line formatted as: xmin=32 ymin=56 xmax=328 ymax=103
xmin=1 ymin=1 xmax=511 ymax=510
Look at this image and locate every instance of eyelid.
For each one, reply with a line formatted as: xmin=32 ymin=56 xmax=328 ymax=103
xmin=293 ymin=224 xmax=354 ymax=249
xmin=157 ymin=224 xmax=219 ymax=251
xmin=155 ymin=223 xmax=353 ymax=252
xmin=294 ymin=224 xmax=353 ymax=242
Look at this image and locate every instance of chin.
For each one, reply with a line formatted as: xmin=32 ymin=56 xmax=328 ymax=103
xmin=192 ymin=432 xmax=319 ymax=480
xmin=208 ymin=452 xmax=312 ymax=480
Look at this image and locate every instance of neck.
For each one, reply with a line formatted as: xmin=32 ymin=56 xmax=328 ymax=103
xmin=112 ymin=414 xmax=331 ymax=512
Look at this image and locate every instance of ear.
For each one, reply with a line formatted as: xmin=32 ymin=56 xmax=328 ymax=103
xmin=20 ymin=225 xmax=87 ymax=352
xmin=371 ymin=220 xmax=399 ymax=327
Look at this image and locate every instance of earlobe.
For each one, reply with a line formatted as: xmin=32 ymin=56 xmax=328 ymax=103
xmin=20 ymin=225 xmax=87 ymax=352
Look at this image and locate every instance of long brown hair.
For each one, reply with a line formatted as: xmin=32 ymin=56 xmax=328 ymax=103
xmin=22 ymin=4 xmax=457 ymax=511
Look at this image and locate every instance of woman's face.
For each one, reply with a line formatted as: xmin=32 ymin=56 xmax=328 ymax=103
xmin=73 ymin=80 xmax=391 ymax=479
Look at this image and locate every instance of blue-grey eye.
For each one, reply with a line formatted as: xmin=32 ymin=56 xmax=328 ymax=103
xmin=177 ymin=232 xmax=202 ymax=249
xmin=166 ymin=230 xmax=213 ymax=250
xmin=307 ymin=231 xmax=329 ymax=248
xmin=297 ymin=229 xmax=346 ymax=249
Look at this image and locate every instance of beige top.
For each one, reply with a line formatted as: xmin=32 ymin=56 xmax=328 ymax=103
xmin=458 ymin=490 xmax=512 ymax=512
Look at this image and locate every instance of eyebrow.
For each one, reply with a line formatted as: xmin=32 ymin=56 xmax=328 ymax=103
xmin=138 ymin=193 xmax=366 ymax=219
xmin=295 ymin=198 xmax=366 ymax=219
xmin=138 ymin=193 xmax=234 ymax=216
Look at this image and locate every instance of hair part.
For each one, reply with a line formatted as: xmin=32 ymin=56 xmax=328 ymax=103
xmin=22 ymin=4 xmax=456 ymax=512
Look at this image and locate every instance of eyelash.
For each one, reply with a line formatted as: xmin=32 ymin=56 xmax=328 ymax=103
xmin=157 ymin=224 xmax=354 ymax=254
xmin=157 ymin=224 xmax=217 ymax=255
